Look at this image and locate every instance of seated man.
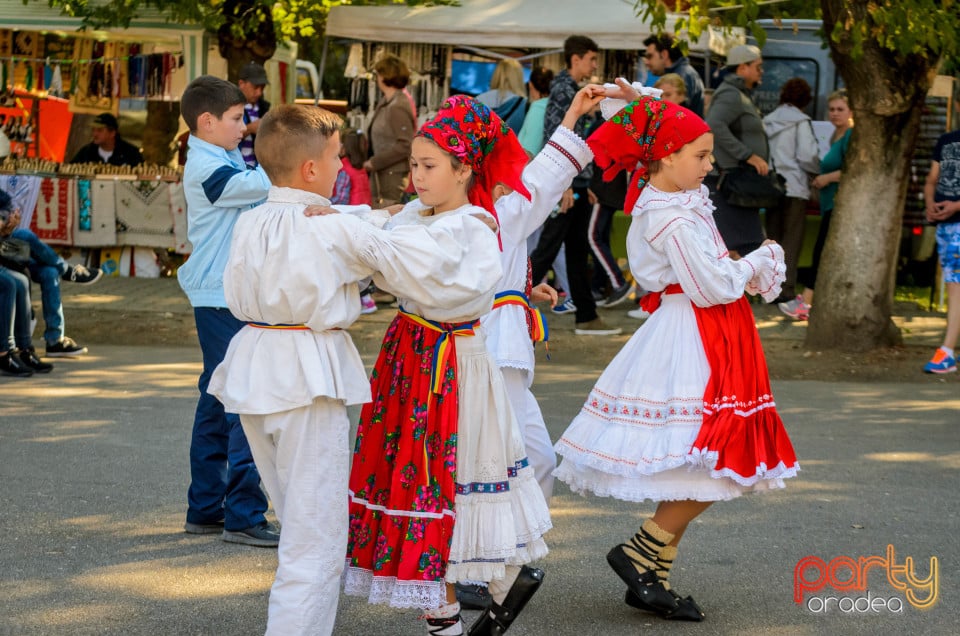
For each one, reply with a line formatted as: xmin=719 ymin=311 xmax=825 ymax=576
xmin=0 ymin=194 xmax=53 ymax=376
xmin=0 ymin=189 xmax=101 ymax=357
xmin=69 ymin=113 xmax=144 ymax=167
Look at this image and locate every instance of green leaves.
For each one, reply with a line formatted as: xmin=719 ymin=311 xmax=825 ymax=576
xmin=632 ymin=0 xmax=956 ymax=63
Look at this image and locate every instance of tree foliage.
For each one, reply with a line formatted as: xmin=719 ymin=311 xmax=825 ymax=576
xmin=31 ymin=0 xmax=455 ymax=45
xmin=637 ymin=0 xmax=958 ymax=68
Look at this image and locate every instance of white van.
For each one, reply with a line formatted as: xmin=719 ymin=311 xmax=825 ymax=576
xmin=295 ymin=60 xmax=348 ymax=114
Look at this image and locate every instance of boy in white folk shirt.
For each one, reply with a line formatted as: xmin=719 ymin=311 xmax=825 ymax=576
xmin=208 ymin=104 xmax=502 ymax=636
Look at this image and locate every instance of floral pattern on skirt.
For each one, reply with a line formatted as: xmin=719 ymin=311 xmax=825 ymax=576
xmin=345 ymin=313 xmax=460 ymax=608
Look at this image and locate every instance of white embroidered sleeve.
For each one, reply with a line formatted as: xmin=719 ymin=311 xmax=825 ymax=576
xmin=600 ymin=81 xmax=663 ymax=120
xmin=741 ymin=243 xmax=787 ymax=302
xmin=499 ymin=125 xmax=595 ymax=244
xmin=661 ymin=222 xmax=767 ymax=307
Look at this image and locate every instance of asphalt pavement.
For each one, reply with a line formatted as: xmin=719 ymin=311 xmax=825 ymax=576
xmin=1 ymin=278 xmax=957 ymax=635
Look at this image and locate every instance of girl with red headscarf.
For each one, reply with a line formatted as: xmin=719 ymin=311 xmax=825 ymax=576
xmin=554 ymin=81 xmax=800 ymax=622
xmin=344 ymin=95 xmax=552 ymax=636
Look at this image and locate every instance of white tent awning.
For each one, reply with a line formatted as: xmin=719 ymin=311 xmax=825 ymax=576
xmin=326 ymin=0 xmax=741 ymax=54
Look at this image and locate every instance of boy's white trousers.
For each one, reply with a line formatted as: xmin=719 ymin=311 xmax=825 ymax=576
xmin=500 ymin=367 xmax=556 ymax=500
xmin=240 ymin=399 xmax=350 ymax=636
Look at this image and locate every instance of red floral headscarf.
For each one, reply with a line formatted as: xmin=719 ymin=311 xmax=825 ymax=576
xmin=417 ymin=95 xmax=531 ymax=222
xmin=587 ymin=96 xmax=711 ymax=214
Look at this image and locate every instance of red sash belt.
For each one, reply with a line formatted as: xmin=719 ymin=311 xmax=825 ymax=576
xmin=639 ymin=283 xmax=683 ymax=314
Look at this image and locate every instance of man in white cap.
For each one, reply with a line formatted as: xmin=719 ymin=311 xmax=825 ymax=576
xmin=705 ymin=44 xmax=771 ymax=257
xmin=237 ymin=61 xmax=271 ymax=168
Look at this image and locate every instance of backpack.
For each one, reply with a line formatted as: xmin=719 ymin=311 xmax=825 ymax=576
xmin=494 ymin=96 xmax=528 ymax=135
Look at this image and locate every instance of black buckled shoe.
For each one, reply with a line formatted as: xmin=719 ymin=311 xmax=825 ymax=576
xmin=606 ymin=544 xmax=678 ymax=615
xmin=625 ymin=588 xmax=705 ymax=621
xmin=468 ymin=566 xmax=544 ymax=635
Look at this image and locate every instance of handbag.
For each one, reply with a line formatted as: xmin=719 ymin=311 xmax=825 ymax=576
xmin=718 ymin=165 xmax=787 ymax=209
xmin=0 ymin=237 xmax=30 ymax=267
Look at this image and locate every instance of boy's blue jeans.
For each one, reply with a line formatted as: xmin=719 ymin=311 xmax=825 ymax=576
xmin=11 ymin=228 xmax=67 ymax=345
xmin=187 ymin=307 xmax=268 ymax=531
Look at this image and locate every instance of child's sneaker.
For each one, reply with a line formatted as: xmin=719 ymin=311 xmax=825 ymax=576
xmin=923 ymin=348 xmax=957 ymax=374
xmin=360 ymin=294 xmax=378 ymax=315
xmin=62 ymin=264 xmax=103 ymax=285
xmin=45 ymin=336 xmax=88 ymax=358
xmin=778 ymin=295 xmax=810 ymax=321
xmin=551 ymin=298 xmax=577 ymax=315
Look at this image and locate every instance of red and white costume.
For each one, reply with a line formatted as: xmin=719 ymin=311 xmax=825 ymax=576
xmin=344 ymin=96 xmax=554 ymax=612
xmin=554 ymin=183 xmax=799 ymax=502
xmin=344 ymin=201 xmax=552 ymax=609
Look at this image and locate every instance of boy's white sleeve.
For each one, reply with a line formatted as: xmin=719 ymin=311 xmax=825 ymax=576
xmin=202 ymin=164 xmax=271 ymax=209
xmin=353 ymin=214 xmax=502 ymax=318
xmin=500 ymin=126 xmax=595 ymax=244
xmin=333 ymin=204 xmax=391 ymax=229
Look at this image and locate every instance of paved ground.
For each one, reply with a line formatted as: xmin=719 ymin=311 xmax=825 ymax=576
xmin=1 ymin=278 xmax=957 ymax=634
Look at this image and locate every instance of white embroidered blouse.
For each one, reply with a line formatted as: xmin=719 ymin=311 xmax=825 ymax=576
xmin=628 ymin=184 xmax=785 ymax=306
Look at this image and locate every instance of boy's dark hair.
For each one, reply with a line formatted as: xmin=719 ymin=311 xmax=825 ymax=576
xmin=373 ymin=54 xmax=411 ymax=90
xmin=341 ymin=128 xmax=368 ymax=170
xmin=0 ymin=189 xmax=12 ymax=213
xmin=255 ymin=104 xmax=343 ymax=182
xmin=779 ymin=77 xmax=813 ymax=109
xmin=180 ymin=75 xmax=245 ymax=133
xmin=563 ymin=35 xmax=599 ymax=68
xmin=642 ymin=33 xmax=683 ymax=63
xmin=529 ymin=66 xmax=554 ymax=95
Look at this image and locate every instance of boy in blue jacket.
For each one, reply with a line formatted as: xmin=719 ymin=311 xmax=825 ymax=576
xmin=177 ymin=75 xmax=277 ymax=546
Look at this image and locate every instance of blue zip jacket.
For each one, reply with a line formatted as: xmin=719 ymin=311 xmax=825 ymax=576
xmin=177 ymin=134 xmax=270 ymax=307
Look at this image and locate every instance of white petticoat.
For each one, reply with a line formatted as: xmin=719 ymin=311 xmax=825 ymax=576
xmin=553 ymin=293 xmax=785 ymax=502
xmin=446 ymin=330 xmax=551 ymax=584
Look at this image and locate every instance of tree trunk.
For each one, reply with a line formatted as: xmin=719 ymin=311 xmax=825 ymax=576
xmin=142 ymin=101 xmax=181 ymax=166
xmin=217 ymin=0 xmax=277 ymax=82
xmin=805 ymin=0 xmax=937 ymax=351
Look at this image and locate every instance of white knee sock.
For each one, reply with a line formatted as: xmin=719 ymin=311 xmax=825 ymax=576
xmin=488 ymin=565 xmax=521 ymax=605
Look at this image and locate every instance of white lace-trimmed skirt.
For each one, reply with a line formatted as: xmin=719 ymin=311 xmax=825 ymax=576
xmin=554 ymin=294 xmax=786 ymax=502
xmin=446 ymin=331 xmax=551 ymax=583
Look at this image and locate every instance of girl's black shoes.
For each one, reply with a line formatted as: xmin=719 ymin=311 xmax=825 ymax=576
xmin=607 ymin=544 xmax=705 ymax=621
xmin=625 ymin=588 xmax=705 ymax=621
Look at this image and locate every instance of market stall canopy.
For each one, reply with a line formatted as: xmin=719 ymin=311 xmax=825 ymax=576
xmin=326 ymin=0 xmax=743 ymax=55
xmin=0 ymin=3 xmax=203 ymax=44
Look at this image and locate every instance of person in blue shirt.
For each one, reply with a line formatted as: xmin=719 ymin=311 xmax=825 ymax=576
xmin=177 ymin=75 xmax=277 ymax=547
xmin=922 ymin=103 xmax=960 ymax=374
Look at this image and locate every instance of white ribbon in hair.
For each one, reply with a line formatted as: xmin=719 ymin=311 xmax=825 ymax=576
xmin=600 ymin=79 xmax=664 ymax=120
